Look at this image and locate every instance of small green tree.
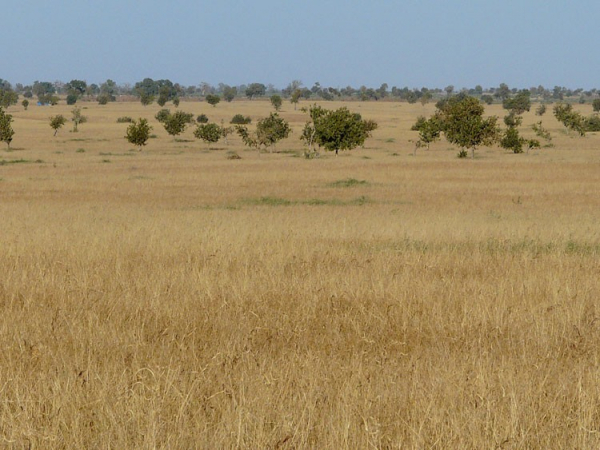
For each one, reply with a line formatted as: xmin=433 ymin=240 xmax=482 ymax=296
xmin=194 ymin=123 xmax=222 ymax=148
xmin=592 ymin=99 xmax=600 ymax=113
xmin=503 ymin=90 xmax=531 ymax=115
xmin=206 ymin=94 xmax=221 ymax=107
xmin=21 ymin=99 xmax=29 ymax=110
xmin=434 ymin=94 xmax=499 ymax=158
xmin=0 ymin=89 xmax=19 ymax=108
xmin=300 ymin=105 xmax=378 ymax=156
xmin=236 ymin=113 xmax=291 ymax=153
xmin=66 ymin=93 xmax=78 ymax=105
xmin=535 ymin=103 xmax=547 ymax=116
xmin=270 ymin=94 xmax=282 ymax=111
xmin=49 ymin=115 xmax=67 ymax=136
xmin=222 ymin=85 xmax=237 ymax=102
xmin=155 ymin=108 xmax=171 ymax=123
xmin=139 ymin=91 xmax=154 ymax=106
xmin=290 ymin=89 xmax=302 ymax=110
xmin=125 ymin=118 xmax=152 ymax=151
xmin=71 ymin=107 xmax=87 ymax=132
xmin=0 ymin=107 xmax=15 ymax=148
xmin=163 ymin=110 xmax=194 ymax=137
xmin=553 ymin=103 xmax=586 ymax=136
xmin=411 ymin=115 xmax=441 ymax=155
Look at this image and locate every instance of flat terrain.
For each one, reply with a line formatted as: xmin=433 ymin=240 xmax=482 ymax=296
xmin=1 ymin=99 xmax=600 ymax=448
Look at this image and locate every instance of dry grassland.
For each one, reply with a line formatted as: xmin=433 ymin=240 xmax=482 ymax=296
xmin=1 ymin=99 xmax=600 ymax=448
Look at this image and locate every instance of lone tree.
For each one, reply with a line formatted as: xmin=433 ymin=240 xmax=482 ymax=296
xmin=21 ymin=99 xmax=29 ymax=110
xmin=236 ymin=112 xmax=291 ymax=153
xmin=270 ymin=94 xmax=282 ymax=111
xmin=206 ymin=94 xmax=221 ymax=107
xmin=0 ymin=107 xmax=15 ymax=148
xmin=194 ymin=123 xmax=222 ymax=148
xmin=433 ymin=94 xmax=499 ymax=158
xmin=125 ymin=118 xmax=152 ymax=151
xmin=71 ymin=107 xmax=87 ymax=132
xmin=49 ymin=115 xmax=67 ymax=136
xmin=593 ymin=99 xmax=600 ymax=113
xmin=300 ymin=104 xmax=378 ymax=156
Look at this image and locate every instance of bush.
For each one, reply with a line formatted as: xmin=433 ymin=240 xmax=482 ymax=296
xmin=196 ymin=114 xmax=209 ymax=124
xmin=116 ymin=116 xmax=134 ymax=123
xmin=230 ymin=114 xmax=251 ymax=125
xmin=66 ymin=93 xmax=78 ymax=105
xmin=155 ymin=109 xmax=171 ymax=123
xmin=584 ymin=115 xmax=600 ymax=132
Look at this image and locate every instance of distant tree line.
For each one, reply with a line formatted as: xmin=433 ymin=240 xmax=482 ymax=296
xmin=3 ymin=77 xmax=600 ymax=109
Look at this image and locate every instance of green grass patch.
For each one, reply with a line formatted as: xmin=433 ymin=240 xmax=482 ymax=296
xmin=0 ymin=159 xmax=44 ymax=165
xmin=99 ymin=152 xmax=136 ymax=157
xmin=240 ymin=195 xmax=373 ymax=208
xmin=76 ymin=148 xmax=86 ymax=153
xmin=328 ymin=178 xmax=370 ymax=188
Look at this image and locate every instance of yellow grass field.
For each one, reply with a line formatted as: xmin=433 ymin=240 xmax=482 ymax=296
xmin=1 ymin=99 xmax=600 ymax=448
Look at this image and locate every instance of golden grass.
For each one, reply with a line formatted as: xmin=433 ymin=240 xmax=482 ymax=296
xmin=1 ymin=99 xmax=600 ymax=448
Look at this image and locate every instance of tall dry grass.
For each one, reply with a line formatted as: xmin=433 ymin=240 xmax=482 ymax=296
xmin=1 ymin=99 xmax=600 ymax=448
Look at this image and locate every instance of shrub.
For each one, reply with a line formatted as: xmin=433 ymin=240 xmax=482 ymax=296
xmin=66 ymin=93 xmax=78 ymax=105
xmin=584 ymin=115 xmax=600 ymax=132
xmin=116 ymin=116 xmax=134 ymax=123
xmin=155 ymin=109 xmax=171 ymax=123
xmin=196 ymin=114 xmax=209 ymax=124
xmin=230 ymin=114 xmax=251 ymax=125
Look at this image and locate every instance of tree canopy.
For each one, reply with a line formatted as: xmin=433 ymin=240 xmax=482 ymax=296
xmin=301 ymin=105 xmax=377 ymax=155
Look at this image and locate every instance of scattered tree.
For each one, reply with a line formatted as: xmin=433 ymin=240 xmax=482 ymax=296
xmin=230 ymin=114 xmax=251 ymax=125
xmin=245 ymin=83 xmax=266 ymax=99
xmin=0 ymin=107 xmax=15 ymax=148
xmin=236 ymin=112 xmax=291 ymax=153
xmin=21 ymin=99 xmax=29 ymax=110
xmin=593 ymin=99 xmax=600 ymax=113
xmin=155 ymin=109 xmax=171 ymax=123
xmin=71 ymin=107 xmax=87 ymax=132
xmin=125 ymin=118 xmax=152 ymax=151
xmin=301 ymin=104 xmax=378 ymax=156
xmin=0 ymin=87 xmax=18 ymax=108
xmin=503 ymin=90 xmax=531 ymax=115
xmin=222 ymin=85 xmax=237 ymax=102
xmin=536 ymin=103 xmax=547 ymax=116
xmin=411 ymin=115 xmax=441 ymax=154
xmin=553 ymin=103 xmax=586 ymax=136
xmin=66 ymin=93 xmax=78 ymax=105
xmin=290 ymin=89 xmax=302 ymax=110
xmin=196 ymin=114 xmax=209 ymax=123
xmin=194 ymin=123 xmax=222 ymax=148
xmin=434 ymin=94 xmax=499 ymax=159
xmin=162 ymin=110 xmax=194 ymax=137
xmin=139 ymin=91 xmax=154 ymax=106
xmin=49 ymin=115 xmax=67 ymax=136
xmin=270 ymin=94 xmax=282 ymax=111
xmin=206 ymin=94 xmax=221 ymax=107
xmin=480 ymin=94 xmax=494 ymax=105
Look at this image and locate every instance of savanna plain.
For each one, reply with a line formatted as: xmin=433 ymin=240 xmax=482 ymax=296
xmin=1 ymin=99 xmax=600 ymax=449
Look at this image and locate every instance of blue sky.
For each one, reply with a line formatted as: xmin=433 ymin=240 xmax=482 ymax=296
xmin=4 ymin=0 xmax=599 ymax=89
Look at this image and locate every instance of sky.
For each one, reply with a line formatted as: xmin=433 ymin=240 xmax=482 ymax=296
xmin=3 ymin=0 xmax=600 ymax=90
